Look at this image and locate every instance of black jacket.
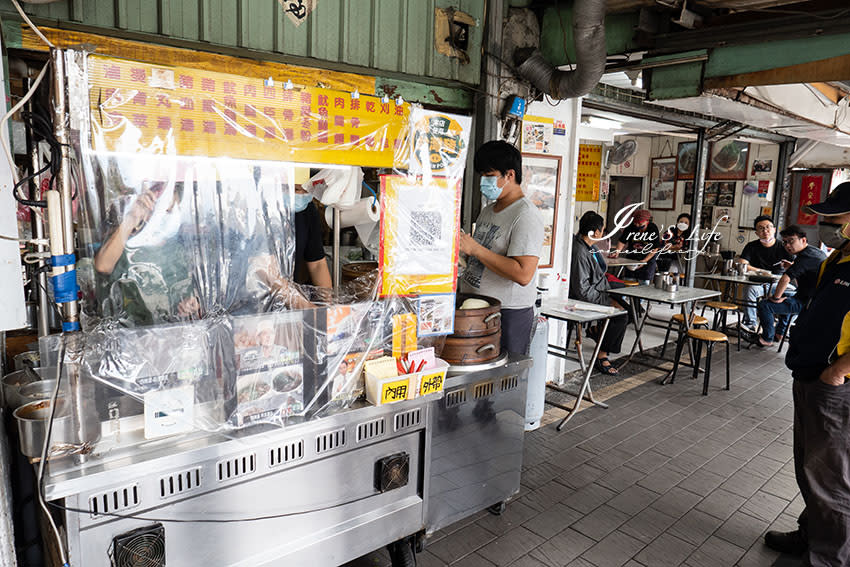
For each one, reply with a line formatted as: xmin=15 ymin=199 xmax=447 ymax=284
xmin=570 ymin=234 xmax=610 ymax=306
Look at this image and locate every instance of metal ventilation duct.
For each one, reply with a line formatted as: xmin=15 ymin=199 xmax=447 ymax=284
xmin=514 ymin=0 xmax=607 ymax=99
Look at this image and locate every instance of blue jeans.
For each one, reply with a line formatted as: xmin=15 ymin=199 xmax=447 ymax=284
xmin=743 ymin=282 xmax=795 ymax=326
xmin=757 ymin=295 xmax=802 ymax=341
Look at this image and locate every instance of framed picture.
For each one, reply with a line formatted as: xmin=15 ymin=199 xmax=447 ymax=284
xmin=649 ymin=156 xmax=677 ymax=210
xmin=708 ymin=140 xmax=749 ymax=180
xmin=682 ymin=181 xmax=694 ymax=205
xmin=677 ymin=142 xmax=697 ymax=180
xmin=706 ymin=181 xmax=737 ymax=207
xmin=521 ymin=153 xmax=561 ymax=268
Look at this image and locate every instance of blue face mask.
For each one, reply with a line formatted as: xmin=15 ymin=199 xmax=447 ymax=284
xmin=479 ymin=175 xmax=503 ymax=201
xmin=293 ymin=192 xmax=313 ymax=213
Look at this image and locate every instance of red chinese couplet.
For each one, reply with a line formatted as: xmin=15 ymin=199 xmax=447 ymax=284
xmin=798 ymin=175 xmax=822 ymax=225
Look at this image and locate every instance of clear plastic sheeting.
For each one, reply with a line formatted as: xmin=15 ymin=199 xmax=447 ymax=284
xmin=36 ymin=48 xmax=470 ymax=469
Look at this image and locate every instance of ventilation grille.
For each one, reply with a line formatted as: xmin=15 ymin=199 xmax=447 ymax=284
xmin=316 ymin=429 xmax=346 ymax=454
xmin=216 ymin=453 xmax=256 ymax=482
xmin=159 ymin=467 xmax=202 ymax=499
xmin=394 ymin=408 xmax=422 ymax=431
xmin=356 ymin=418 xmax=386 ymax=443
xmin=500 ymin=375 xmax=519 ymax=391
xmin=445 ymin=389 xmax=467 ymax=408
xmin=89 ymin=484 xmax=139 ymax=517
xmin=269 ymin=440 xmax=304 ymax=467
xmin=473 ymin=381 xmax=495 ymax=399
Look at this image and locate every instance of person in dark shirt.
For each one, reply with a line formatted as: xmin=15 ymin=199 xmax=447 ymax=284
xmin=764 ymin=182 xmax=850 ymax=564
xmin=739 ymin=215 xmax=793 ymax=329
xmin=613 ymin=209 xmax=660 ymax=282
xmin=755 ymin=225 xmax=825 ymax=346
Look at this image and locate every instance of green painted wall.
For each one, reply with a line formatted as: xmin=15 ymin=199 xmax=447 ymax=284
xmin=1 ymin=0 xmax=484 ymax=94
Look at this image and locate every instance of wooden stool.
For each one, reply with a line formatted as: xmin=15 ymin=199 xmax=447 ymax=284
xmin=701 ymin=301 xmax=741 ymax=352
xmin=621 ymin=280 xmax=640 ymax=286
xmin=660 ymin=313 xmax=708 ymax=359
xmin=671 ymin=328 xmax=730 ymax=395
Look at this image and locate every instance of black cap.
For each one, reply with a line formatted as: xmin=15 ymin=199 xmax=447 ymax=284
xmin=806 ymin=181 xmax=850 ymax=216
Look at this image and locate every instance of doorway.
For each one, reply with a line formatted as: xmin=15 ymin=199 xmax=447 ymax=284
xmin=607 ymin=176 xmax=643 ymax=232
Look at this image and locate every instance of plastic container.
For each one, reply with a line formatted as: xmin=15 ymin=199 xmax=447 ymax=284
xmin=525 ymin=315 xmax=548 ymax=431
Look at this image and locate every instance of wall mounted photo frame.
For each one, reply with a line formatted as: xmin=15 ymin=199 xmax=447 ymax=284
xmin=521 ymin=153 xmax=561 ymax=268
xmin=649 ymin=156 xmax=677 ymax=210
xmin=677 ymin=141 xmax=697 ymax=180
xmin=707 ymin=140 xmax=749 ymax=180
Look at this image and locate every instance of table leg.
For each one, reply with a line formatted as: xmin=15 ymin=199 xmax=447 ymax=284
xmin=661 ymin=302 xmax=698 ymax=385
xmin=556 ymin=319 xmax=611 ymax=431
xmin=619 ymin=297 xmax=647 ymax=370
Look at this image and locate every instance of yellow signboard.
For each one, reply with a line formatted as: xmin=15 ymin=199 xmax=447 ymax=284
xmin=419 ymin=369 xmax=446 ymax=396
xmin=87 ymin=55 xmax=409 ymax=168
xmin=381 ymin=378 xmax=411 ymax=404
xmin=576 ymin=144 xmax=602 ymax=201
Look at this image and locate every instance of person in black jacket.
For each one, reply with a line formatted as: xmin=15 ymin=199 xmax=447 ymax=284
xmin=763 ymin=182 xmax=850 ymax=564
xmin=570 ymin=212 xmax=628 ymax=375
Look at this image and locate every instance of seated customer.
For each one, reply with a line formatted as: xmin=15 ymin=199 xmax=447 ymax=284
xmin=755 ymin=225 xmax=826 ymax=346
xmin=739 ymin=215 xmax=793 ymax=331
xmin=613 ymin=209 xmax=660 ymax=283
xmin=570 ymin=212 xmax=629 ymax=376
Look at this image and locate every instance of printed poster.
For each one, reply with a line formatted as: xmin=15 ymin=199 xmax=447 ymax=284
xmin=521 ymin=115 xmax=554 ymax=153
xmin=576 ymin=144 xmax=602 ymax=201
xmin=798 ymin=175 xmax=822 ymax=226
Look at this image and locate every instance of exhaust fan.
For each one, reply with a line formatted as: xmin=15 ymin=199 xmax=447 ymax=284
xmin=109 ymin=524 xmax=165 ymax=567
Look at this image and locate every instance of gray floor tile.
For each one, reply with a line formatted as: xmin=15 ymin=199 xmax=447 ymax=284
xmin=506 ymin=554 xmax=548 ymax=567
xmin=519 ymin=480 xmax=575 ymax=512
xmin=676 ymin=469 xmax=726 ymax=497
xmin=608 ymin=485 xmax=660 ymax=516
xmin=528 ymin=528 xmax=595 ymax=566
xmin=572 ymin=504 xmax=632 ymax=541
xmin=522 ymin=502 xmax=584 ymax=540
xmin=694 ymin=488 xmax=747 ymax=521
xmin=428 ymin=524 xmax=498 ymax=565
xmin=719 ymin=469 xmax=769 ymax=499
xmin=566 ymin=482 xmax=617 ymax=514
xmin=581 ymin=530 xmax=646 ymax=567
xmin=634 ymin=533 xmax=696 ymax=567
xmin=453 ymin=553 xmax=497 ymax=567
xmin=761 ymin=471 xmax=799 ymax=501
xmin=683 ymin=535 xmax=747 ymax=567
xmin=741 ymin=490 xmax=791 ymax=524
xmin=475 ymin=500 xmax=541 ymax=537
xmin=597 ymin=466 xmax=648 ymax=493
xmin=620 ymin=507 xmax=678 ymax=544
xmin=635 ymin=466 xmax=688 ymax=495
xmin=714 ymin=510 xmax=770 ymax=550
xmin=649 ymin=486 xmax=703 ymax=519
xmin=667 ymin=508 xmax=725 ymax=546
xmin=476 ymin=527 xmax=544 ymax=567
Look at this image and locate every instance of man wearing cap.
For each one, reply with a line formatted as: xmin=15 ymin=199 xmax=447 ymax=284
xmin=613 ymin=209 xmax=660 ymax=283
xmin=764 ymin=181 xmax=850 ymax=565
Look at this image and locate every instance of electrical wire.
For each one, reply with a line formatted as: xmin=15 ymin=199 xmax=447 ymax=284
xmin=37 ymin=335 xmax=69 ymax=567
xmin=0 ymin=62 xmax=51 ymax=189
xmin=10 ymin=0 xmax=55 ymax=48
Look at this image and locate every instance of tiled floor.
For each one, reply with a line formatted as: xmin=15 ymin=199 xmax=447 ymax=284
xmin=349 ymin=317 xmax=802 ymax=567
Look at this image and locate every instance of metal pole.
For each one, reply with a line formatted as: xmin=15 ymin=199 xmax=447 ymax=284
xmin=0 ymin=406 xmax=19 ymax=567
xmin=26 ymin=76 xmax=49 ymax=337
xmin=686 ymin=128 xmax=708 ymax=288
xmin=773 ymin=140 xmax=795 ymax=229
xmin=332 ymin=207 xmax=340 ymax=289
xmin=49 ymin=48 xmax=78 ymax=328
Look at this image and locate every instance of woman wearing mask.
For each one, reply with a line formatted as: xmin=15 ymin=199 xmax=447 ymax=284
xmin=459 ymin=141 xmax=544 ymax=356
xmin=658 ymin=213 xmax=692 ymax=273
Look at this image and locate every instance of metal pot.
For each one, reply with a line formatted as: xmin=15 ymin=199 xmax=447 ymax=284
xmin=2 ymin=367 xmax=53 ymax=409
xmin=439 ymin=331 xmax=502 ymax=365
xmin=340 ymin=261 xmax=379 ymax=301
xmin=19 ymin=379 xmax=66 ymax=406
xmin=14 ymin=350 xmax=39 ymax=371
xmin=13 ymin=398 xmax=71 ymax=459
xmin=453 ymin=294 xmax=502 ymax=337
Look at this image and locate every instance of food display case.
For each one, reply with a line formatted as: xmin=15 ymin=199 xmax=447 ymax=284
xmin=4 ymin=48 xmax=531 ymax=567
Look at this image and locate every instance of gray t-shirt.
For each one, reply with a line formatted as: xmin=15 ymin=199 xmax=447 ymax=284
xmin=461 ymin=197 xmax=544 ymax=309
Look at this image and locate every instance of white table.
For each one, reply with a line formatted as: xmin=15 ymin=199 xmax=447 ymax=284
xmin=540 ymin=299 xmax=628 ymax=430
xmin=609 ymin=285 xmax=721 ymax=383
xmin=605 ymin=256 xmax=648 ymax=278
xmin=697 ymin=272 xmax=779 ymax=305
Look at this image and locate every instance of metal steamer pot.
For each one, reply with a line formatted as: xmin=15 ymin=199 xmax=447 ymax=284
xmin=439 ymin=294 xmax=503 ymax=365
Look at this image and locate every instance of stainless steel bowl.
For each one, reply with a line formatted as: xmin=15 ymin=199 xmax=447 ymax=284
xmin=19 ymin=379 xmax=65 ymax=406
xmin=13 ymin=399 xmax=71 ymax=459
xmin=2 ymin=367 xmax=54 ymax=409
xmin=13 ymin=350 xmax=40 ymax=371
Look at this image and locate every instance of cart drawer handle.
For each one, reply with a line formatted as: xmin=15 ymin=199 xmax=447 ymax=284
xmin=477 ymin=344 xmax=497 ymax=353
xmin=483 ymin=313 xmax=502 ymax=324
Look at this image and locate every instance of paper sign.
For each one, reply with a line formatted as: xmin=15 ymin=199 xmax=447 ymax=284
xmin=576 ymin=144 xmax=602 ymax=201
xmin=279 ymin=0 xmax=317 ymax=27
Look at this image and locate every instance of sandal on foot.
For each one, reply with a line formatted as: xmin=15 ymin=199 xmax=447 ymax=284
xmin=595 ymin=357 xmax=619 ymax=375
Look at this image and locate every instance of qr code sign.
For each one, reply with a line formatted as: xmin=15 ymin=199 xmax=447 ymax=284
xmin=410 ymin=211 xmax=442 ymax=248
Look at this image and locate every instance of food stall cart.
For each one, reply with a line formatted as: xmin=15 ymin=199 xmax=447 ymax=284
xmin=7 ymin=48 xmax=530 ymax=567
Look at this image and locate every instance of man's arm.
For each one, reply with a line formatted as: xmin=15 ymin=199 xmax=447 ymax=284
xmin=306 ymin=258 xmax=332 ymax=288
xmin=460 ymin=232 xmax=537 ymax=286
xmin=768 ymin=274 xmax=791 ymax=302
xmin=820 ymin=352 xmax=850 ymax=386
xmin=94 ymin=190 xmax=158 ymax=274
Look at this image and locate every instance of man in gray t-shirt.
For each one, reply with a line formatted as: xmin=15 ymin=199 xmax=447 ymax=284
xmin=460 ymin=141 xmax=544 ymax=355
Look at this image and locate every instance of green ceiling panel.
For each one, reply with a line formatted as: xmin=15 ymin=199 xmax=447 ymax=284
xmin=3 ymin=0 xmax=483 ymax=87
xmin=705 ymin=33 xmax=850 ymax=78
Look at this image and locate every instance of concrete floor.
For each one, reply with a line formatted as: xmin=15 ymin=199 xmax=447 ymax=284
xmin=349 ymin=304 xmax=801 ymax=567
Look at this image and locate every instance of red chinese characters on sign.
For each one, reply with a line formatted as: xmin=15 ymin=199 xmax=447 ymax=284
xmin=798 ymin=175 xmax=822 ymax=226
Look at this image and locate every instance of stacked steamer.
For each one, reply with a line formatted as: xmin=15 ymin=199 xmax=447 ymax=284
xmin=439 ymin=295 xmax=502 ymax=365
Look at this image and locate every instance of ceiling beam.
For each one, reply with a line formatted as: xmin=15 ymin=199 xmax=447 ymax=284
xmin=705 ymin=53 xmax=850 ymax=89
